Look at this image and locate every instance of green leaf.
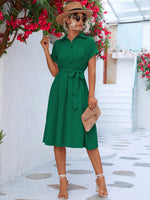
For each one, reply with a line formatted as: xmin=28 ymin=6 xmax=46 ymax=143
xmin=4 ymin=14 xmax=12 ymax=21
xmin=3 ymin=50 xmax=7 ymax=54
xmin=37 ymin=0 xmax=49 ymax=6
xmin=43 ymin=30 xmax=49 ymax=35
xmin=9 ymin=26 xmax=14 ymax=35
xmin=0 ymin=129 xmax=6 ymax=144
xmin=7 ymin=42 xmax=11 ymax=45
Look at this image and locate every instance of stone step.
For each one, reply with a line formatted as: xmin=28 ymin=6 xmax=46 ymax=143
xmin=99 ymin=103 xmax=132 ymax=109
xmin=97 ymin=121 xmax=133 ymax=128
xmin=95 ymin=85 xmax=133 ymax=129
xmin=99 ymin=114 xmax=132 ymax=122
xmin=97 ymin=93 xmax=132 ymax=98
xmin=98 ymin=96 xmax=132 ymax=103
xmin=100 ymin=109 xmax=132 ymax=115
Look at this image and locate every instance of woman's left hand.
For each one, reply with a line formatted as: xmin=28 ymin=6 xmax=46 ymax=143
xmin=88 ymin=96 xmax=97 ymax=110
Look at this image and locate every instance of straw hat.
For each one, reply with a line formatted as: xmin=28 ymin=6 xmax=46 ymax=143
xmin=56 ymin=1 xmax=93 ymax=26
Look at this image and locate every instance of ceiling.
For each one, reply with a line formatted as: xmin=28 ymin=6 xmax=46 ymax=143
xmin=102 ymin=0 xmax=150 ymax=24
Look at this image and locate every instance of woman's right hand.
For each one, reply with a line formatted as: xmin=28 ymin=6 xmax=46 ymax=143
xmin=40 ymin=35 xmax=50 ymax=51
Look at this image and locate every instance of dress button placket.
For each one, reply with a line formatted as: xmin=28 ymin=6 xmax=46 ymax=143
xmin=70 ymin=45 xmax=73 ymax=64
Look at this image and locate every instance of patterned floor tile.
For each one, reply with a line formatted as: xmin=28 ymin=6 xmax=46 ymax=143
xmin=112 ymin=170 xmax=136 ymax=176
xmin=47 ymin=183 xmax=88 ymax=190
xmin=119 ymin=156 xmax=140 ymax=160
xmin=133 ymin=162 xmax=150 ymax=167
xmin=26 ymin=173 xmax=52 ymax=179
xmin=107 ymin=181 xmax=134 ymax=188
xmin=66 ymin=169 xmax=93 ymax=174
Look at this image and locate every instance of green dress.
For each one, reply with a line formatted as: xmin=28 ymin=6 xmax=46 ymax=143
xmin=42 ymin=32 xmax=99 ymax=150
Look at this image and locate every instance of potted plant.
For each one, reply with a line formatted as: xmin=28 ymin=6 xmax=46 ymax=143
xmin=0 ymin=129 xmax=6 ymax=144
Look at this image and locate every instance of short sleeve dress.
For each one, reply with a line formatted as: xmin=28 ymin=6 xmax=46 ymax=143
xmin=42 ymin=32 xmax=99 ymax=150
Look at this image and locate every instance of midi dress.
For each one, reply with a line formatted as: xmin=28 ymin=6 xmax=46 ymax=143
xmin=42 ymin=32 xmax=99 ymax=150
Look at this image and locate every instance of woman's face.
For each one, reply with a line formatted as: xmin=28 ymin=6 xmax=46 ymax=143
xmin=66 ymin=13 xmax=87 ymax=31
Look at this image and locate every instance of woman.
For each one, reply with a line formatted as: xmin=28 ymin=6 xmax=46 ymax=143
xmin=40 ymin=1 xmax=108 ymax=199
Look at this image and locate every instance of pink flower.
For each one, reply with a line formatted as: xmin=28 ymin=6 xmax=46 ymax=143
xmin=147 ymin=63 xmax=150 ymax=68
xmin=147 ymin=54 xmax=150 ymax=58
xmin=145 ymin=71 xmax=150 ymax=75
xmin=92 ymin=6 xmax=100 ymax=12
xmin=140 ymin=66 xmax=144 ymax=72
xmin=43 ymin=9 xmax=48 ymax=17
xmin=86 ymin=2 xmax=92 ymax=9
xmin=24 ymin=30 xmax=32 ymax=37
xmin=141 ymin=55 xmax=144 ymax=60
xmin=24 ymin=23 xmax=38 ymax=31
xmin=0 ymin=11 xmax=4 ymax=21
xmin=139 ymin=62 xmax=143 ymax=66
xmin=32 ymin=0 xmax=36 ymax=4
xmin=105 ymin=30 xmax=111 ymax=36
xmin=81 ymin=0 xmax=88 ymax=6
xmin=53 ymin=32 xmax=62 ymax=37
xmin=17 ymin=34 xmax=24 ymax=42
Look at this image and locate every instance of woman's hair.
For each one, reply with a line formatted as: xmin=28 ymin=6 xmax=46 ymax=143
xmin=63 ymin=12 xmax=90 ymax=33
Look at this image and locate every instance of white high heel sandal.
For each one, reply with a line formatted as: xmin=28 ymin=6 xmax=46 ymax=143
xmin=58 ymin=174 xmax=68 ymax=200
xmin=95 ymin=173 xmax=108 ymax=198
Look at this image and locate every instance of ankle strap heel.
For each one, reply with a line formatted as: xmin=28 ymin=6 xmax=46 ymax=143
xmin=96 ymin=173 xmax=104 ymax=178
xmin=59 ymin=174 xmax=68 ymax=184
xmin=58 ymin=174 xmax=69 ymax=199
xmin=59 ymin=174 xmax=66 ymax=178
xmin=95 ymin=173 xmax=108 ymax=198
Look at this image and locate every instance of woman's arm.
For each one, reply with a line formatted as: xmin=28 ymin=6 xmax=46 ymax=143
xmin=88 ymin=55 xmax=97 ymax=109
xmin=40 ymin=35 xmax=59 ymax=77
xmin=88 ymin=55 xmax=96 ymax=97
xmin=44 ymin=48 xmax=59 ymax=77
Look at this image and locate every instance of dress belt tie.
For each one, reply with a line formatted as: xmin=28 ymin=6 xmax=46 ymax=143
xmin=59 ymin=68 xmax=85 ymax=111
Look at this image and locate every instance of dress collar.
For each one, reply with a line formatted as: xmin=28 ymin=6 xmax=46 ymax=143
xmin=60 ymin=32 xmax=87 ymax=42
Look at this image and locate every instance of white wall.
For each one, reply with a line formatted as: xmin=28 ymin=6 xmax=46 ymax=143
xmin=116 ymin=58 xmax=134 ymax=86
xmin=135 ymin=74 xmax=150 ymax=128
xmin=0 ymin=30 xmax=55 ymax=186
xmin=85 ymin=57 xmax=104 ymax=87
xmin=142 ymin=21 xmax=150 ymax=50
xmin=135 ymin=21 xmax=150 ymax=128
xmin=0 ymin=58 xmax=3 ymax=127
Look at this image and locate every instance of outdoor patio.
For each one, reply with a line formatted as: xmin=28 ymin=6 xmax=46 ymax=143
xmin=0 ymin=128 xmax=150 ymax=200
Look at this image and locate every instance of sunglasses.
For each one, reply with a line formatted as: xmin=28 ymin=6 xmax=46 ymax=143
xmin=69 ymin=14 xmax=87 ymax=23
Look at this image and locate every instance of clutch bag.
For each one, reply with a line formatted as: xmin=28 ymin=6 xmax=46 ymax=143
xmin=81 ymin=104 xmax=101 ymax=132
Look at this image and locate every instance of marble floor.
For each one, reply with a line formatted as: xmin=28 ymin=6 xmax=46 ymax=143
xmin=0 ymin=128 xmax=150 ymax=200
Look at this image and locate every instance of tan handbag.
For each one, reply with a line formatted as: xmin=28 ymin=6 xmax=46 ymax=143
xmin=81 ymin=104 xmax=101 ymax=132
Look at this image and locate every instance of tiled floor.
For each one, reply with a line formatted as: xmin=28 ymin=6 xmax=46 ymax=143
xmin=1 ymin=128 xmax=150 ymax=200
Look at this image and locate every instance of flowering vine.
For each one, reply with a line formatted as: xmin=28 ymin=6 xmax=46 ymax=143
xmin=137 ymin=52 xmax=150 ymax=91
xmin=0 ymin=0 xmax=111 ymax=59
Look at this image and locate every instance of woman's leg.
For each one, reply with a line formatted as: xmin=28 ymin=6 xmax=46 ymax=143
xmin=86 ymin=148 xmax=108 ymax=196
xmin=54 ymin=146 xmax=69 ymax=199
